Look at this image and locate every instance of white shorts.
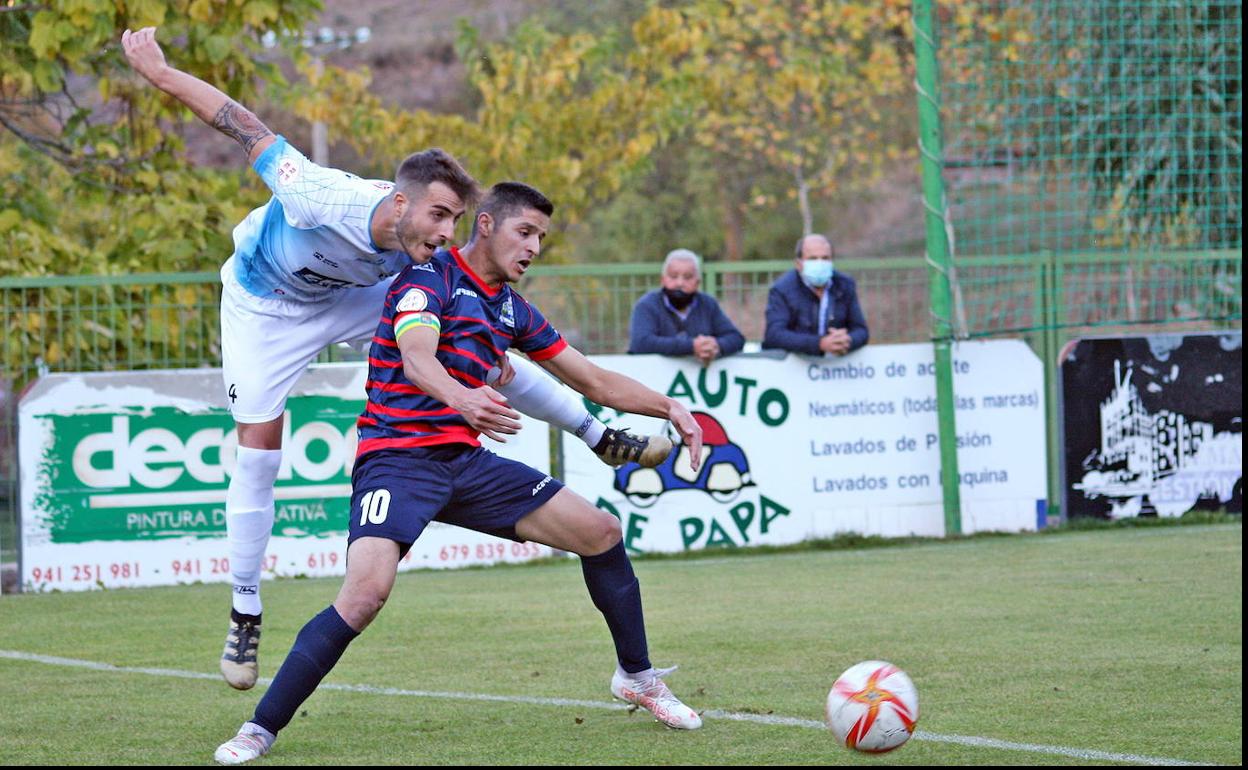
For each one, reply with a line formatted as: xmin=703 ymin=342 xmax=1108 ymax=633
xmin=220 ymin=257 xmax=393 ymax=423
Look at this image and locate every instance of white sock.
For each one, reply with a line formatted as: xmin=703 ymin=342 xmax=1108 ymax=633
xmin=226 ymin=446 xmax=282 ymax=616
xmin=241 ymin=722 xmax=276 ymax=747
xmin=618 ymin=665 xmax=654 ymax=681
xmin=489 ymin=353 xmax=606 ymax=448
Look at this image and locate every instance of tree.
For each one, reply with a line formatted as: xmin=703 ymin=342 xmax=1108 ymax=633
xmin=1 ymin=0 xmax=318 ymax=376
xmin=283 ymin=19 xmax=682 ymax=256
xmin=1 ymin=0 xmax=319 ymax=276
xmin=631 ymin=0 xmax=915 ymax=255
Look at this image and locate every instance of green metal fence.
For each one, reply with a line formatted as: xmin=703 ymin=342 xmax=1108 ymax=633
xmin=1 ymin=251 xmax=1240 ymax=559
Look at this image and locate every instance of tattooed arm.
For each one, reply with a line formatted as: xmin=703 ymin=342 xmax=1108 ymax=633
xmin=122 ymin=27 xmax=275 ymax=164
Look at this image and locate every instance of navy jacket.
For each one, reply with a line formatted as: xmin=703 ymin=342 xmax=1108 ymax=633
xmin=762 ymin=269 xmax=869 ymax=355
xmin=628 ymin=290 xmax=745 ymax=357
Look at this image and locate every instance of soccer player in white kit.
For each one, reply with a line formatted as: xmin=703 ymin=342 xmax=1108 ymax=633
xmin=122 ymin=27 xmax=674 ymax=690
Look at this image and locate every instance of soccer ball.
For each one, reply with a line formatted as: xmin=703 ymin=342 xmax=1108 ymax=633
xmin=825 ymin=661 xmax=919 ymax=753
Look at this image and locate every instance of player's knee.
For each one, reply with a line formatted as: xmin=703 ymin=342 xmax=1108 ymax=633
xmin=586 ymin=513 xmax=622 ymax=554
xmin=226 ymin=447 xmax=283 ymax=512
xmin=339 ymin=594 xmax=385 ymax=631
xmin=337 ymin=581 xmax=391 ymax=630
xmin=232 ymin=446 xmax=283 ymax=489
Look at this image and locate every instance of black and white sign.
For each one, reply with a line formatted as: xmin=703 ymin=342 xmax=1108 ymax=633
xmin=1060 ymin=332 xmax=1242 ymax=519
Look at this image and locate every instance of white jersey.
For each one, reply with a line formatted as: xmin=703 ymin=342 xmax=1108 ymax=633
xmin=229 ymin=136 xmax=411 ymax=302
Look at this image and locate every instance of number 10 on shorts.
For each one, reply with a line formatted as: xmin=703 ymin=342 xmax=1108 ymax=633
xmin=359 ymin=489 xmax=391 ymax=525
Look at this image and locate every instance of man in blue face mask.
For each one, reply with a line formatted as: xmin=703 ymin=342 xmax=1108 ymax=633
xmin=628 ymin=248 xmax=745 ymax=366
xmin=762 ymin=234 xmax=869 ymax=357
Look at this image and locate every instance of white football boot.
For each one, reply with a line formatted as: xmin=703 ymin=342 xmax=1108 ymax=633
xmin=213 ymin=726 xmax=273 ymax=765
xmin=611 ymin=665 xmax=703 ymax=729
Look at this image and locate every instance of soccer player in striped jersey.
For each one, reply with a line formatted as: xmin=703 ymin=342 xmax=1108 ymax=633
xmin=213 ymin=182 xmax=705 ymax=764
xmin=122 ymin=28 xmax=675 ymax=694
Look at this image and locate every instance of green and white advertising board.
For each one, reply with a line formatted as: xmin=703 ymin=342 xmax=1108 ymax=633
xmin=19 ymin=341 xmax=1047 ymax=590
xmin=19 ymin=364 xmax=553 ymax=592
xmin=566 ymin=341 xmax=1047 ymax=553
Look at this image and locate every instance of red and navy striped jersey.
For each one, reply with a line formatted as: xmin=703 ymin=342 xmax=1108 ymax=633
xmin=356 ymin=247 xmax=567 ymax=457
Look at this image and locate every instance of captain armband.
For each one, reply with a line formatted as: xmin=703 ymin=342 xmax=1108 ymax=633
xmin=394 ymin=311 xmax=440 ymax=341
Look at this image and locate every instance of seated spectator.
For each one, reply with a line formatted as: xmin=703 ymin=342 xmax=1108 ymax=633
xmin=628 ymin=248 xmax=745 ymax=366
xmin=762 ymin=234 xmax=868 ymax=356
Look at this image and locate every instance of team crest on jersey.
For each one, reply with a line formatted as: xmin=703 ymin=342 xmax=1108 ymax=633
xmin=397 ymin=288 xmax=429 ymax=313
xmin=500 ymin=296 xmax=516 ymax=328
xmin=276 ymin=158 xmax=301 ymax=187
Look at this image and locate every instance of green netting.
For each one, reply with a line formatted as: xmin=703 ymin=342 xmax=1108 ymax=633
xmin=931 ymin=0 xmax=1242 ymax=338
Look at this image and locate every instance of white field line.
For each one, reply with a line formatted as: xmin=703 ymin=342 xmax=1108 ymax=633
xmin=0 ymin=649 xmax=1213 ymax=766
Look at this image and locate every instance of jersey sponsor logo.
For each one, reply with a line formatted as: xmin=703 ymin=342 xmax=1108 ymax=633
xmin=453 ymin=287 xmax=479 ymax=300
xmin=276 ymin=158 xmax=301 ymax=187
xmin=396 ymin=288 xmax=429 ymax=313
xmin=313 ymin=251 xmax=340 ymax=268
xmin=500 ymin=297 xmax=516 ymax=329
xmin=291 ymin=266 xmax=369 ymax=290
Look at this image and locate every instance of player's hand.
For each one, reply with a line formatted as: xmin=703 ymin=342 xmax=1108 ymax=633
xmin=122 ymin=27 xmax=170 ymax=86
xmin=453 ymin=386 xmax=522 ymax=443
xmin=490 ymin=355 xmax=517 ymax=388
xmin=666 ymin=400 xmax=703 ymax=471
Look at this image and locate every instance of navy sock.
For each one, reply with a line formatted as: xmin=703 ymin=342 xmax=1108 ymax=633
xmin=580 ymin=541 xmax=651 ymax=674
xmin=252 ymin=605 xmax=359 ymax=736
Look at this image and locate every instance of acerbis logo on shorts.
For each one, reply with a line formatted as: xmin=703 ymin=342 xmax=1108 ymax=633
xmin=531 ymin=475 xmax=553 ymax=496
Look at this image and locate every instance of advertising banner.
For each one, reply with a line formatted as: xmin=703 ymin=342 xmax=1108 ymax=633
xmin=19 ymin=364 xmax=553 ymax=592
xmin=1060 ymin=332 xmax=1242 ymax=519
xmin=567 ymin=341 xmax=1047 ymax=553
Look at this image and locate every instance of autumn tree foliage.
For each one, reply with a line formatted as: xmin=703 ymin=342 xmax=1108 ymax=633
xmin=632 ymin=0 xmax=915 ymax=257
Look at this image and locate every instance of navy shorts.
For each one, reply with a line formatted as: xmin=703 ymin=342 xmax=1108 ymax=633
xmin=348 ymin=446 xmax=564 ymax=552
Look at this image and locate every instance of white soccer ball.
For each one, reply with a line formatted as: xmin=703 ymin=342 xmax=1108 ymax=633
xmin=825 ymin=660 xmax=919 ymax=753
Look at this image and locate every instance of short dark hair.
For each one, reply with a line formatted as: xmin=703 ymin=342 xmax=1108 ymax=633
xmin=471 ymin=182 xmax=555 ymax=238
xmin=394 ymin=148 xmax=480 ymax=209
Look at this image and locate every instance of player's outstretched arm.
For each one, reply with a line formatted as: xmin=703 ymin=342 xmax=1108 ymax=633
xmin=122 ymin=27 xmax=275 ymax=164
xmin=397 ymin=321 xmax=523 ymax=443
xmin=537 ymin=346 xmax=703 ymax=470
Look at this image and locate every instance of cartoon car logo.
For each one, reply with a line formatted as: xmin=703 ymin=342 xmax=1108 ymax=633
xmin=613 ymin=411 xmax=754 ymax=508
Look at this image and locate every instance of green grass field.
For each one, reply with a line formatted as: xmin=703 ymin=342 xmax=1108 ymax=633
xmin=0 ymin=522 xmax=1241 ymax=765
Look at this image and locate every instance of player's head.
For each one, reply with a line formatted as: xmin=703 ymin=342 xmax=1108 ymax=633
xmin=794 ymin=233 xmax=834 ymax=288
xmin=660 ymin=248 xmax=701 ymax=310
xmin=391 ymin=148 xmax=480 ymax=263
xmin=469 ymin=182 xmax=554 ymax=283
